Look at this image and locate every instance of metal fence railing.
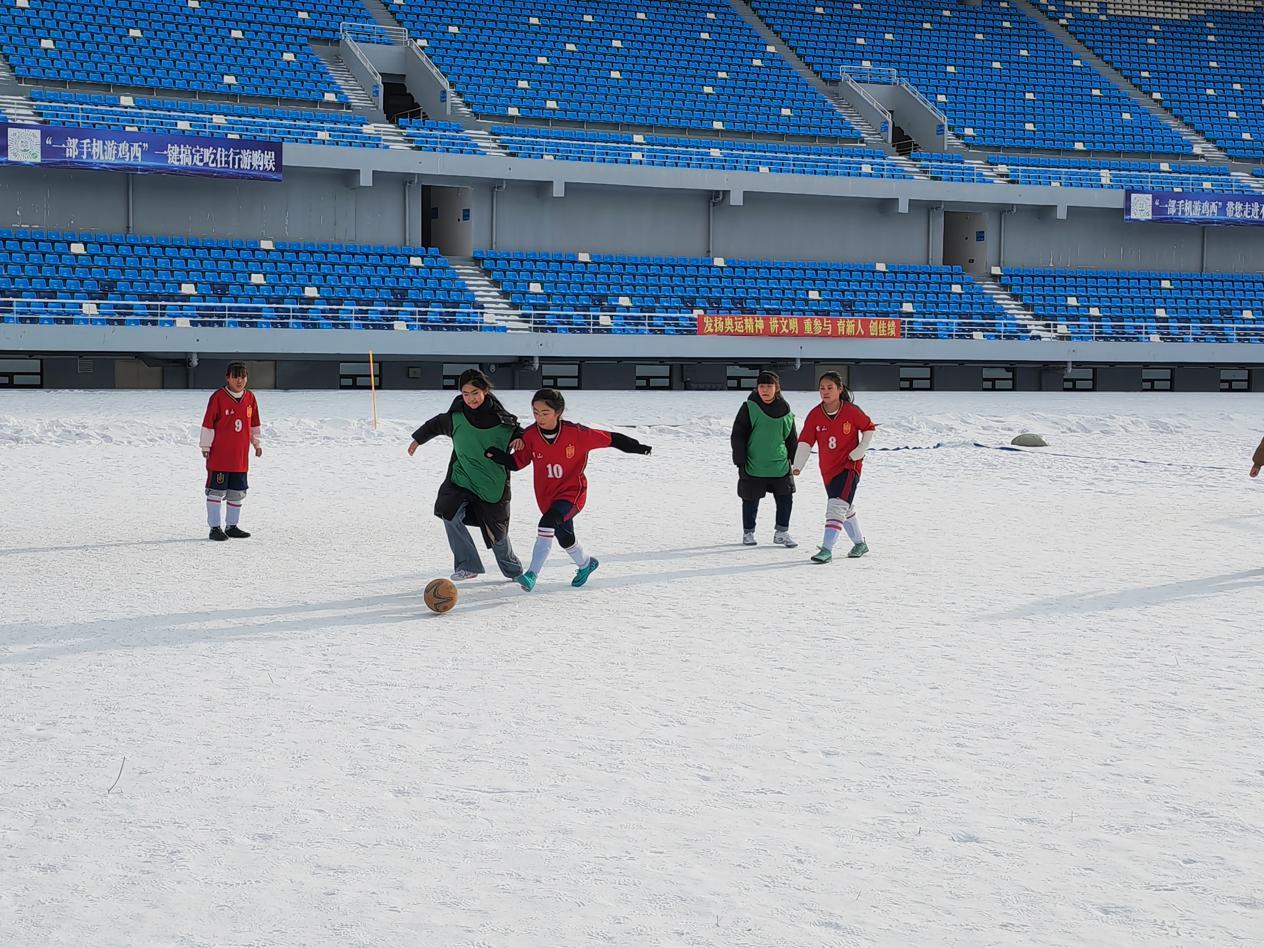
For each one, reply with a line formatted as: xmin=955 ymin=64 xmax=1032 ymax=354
xmin=340 ymin=22 xmax=409 ymax=46
xmin=3 ymin=298 xmax=1263 ymax=343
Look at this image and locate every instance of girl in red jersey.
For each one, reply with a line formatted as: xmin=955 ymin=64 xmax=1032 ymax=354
xmin=200 ymin=361 xmax=262 ymax=541
xmin=485 ymin=388 xmax=651 ymax=591
xmin=792 ymin=371 xmax=876 ymax=563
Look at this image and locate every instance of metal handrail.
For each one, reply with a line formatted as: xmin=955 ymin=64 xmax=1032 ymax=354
xmin=839 ymin=63 xmax=949 ymax=132
xmin=3 ymin=298 xmax=1261 ymax=342
xmin=341 ymin=34 xmax=382 ymax=103
xmin=340 ymin=22 xmax=409 ymax=46
xmin=839 ymin=65 xmax=898 ymax=85
xmin=408 ymin=44 xmax=453 ymax=116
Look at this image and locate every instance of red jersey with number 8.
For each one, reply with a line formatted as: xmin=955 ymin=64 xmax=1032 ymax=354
xmin=799 ymin=402 xmax=875 ymax=483
xmin=202 ymin=389 xmax=261 ymax=473
xmin=512 ymin=421 xmax=613 ymax=513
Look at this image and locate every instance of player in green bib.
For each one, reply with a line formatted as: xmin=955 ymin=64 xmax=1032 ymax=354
xmin=730 ymin=370 xmax=798 ymax=548
xmin=408 ymin=369 xmax=525 ymax=581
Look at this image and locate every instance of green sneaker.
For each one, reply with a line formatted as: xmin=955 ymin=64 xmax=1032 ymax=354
xmin=571 ymin=557 xmax=600 ymax=588
xmin=810 ymin=547 xmax=833 ymax=564
xmin=847 ymin=542 xmax=870 ymax=559
xmin=516 ymin=571 xmax=537 ymax=591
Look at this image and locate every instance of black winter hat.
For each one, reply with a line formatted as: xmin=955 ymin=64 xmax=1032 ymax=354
xmin=756 ymin=370 xmax=780 ymax=386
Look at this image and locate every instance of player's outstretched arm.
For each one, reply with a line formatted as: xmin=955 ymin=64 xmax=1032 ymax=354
xmin=1252 ymin=438 xmax=1264 ymax=477
xmin=408 ymin=413 xmax=452 ymax=455
xmin=609 ymin=432 xmax=652 ymax=455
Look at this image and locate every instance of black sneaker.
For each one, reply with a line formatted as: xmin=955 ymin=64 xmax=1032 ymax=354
xmin=225 ymin=525 xmax=251 ymax=539
xmin=209 ymin=527 xmax=228 ymax=541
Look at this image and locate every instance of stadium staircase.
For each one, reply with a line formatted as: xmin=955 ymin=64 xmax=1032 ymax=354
xmin=977 ymin=277 xmax=1054 ymax=339
xmin=1011 ymin=0 xmax=1228 ymax=160
xmin=726 ymin=0 xmax=890 ymax=151
xmin=309 ymin=42 xmax=381 ymax=113
xmin=356 ymin=0 xmax=407 ymax=32
xmin=466 ymin=128 xmax=510 ymax=157
xmin=449 ymin=257 xmax=531 ymax=332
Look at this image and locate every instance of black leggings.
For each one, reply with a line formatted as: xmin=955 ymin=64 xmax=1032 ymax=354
xmin=742 ymin=493 xmax=792 ymax=532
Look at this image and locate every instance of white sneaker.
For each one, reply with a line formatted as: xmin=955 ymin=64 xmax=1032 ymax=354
xmin=773 ymin=531 xmax=798 ymax=548
xmin=450 ymin=569 xmax=479 ymax=581
xmin=742 ymin=531 xmax=757 ymax=546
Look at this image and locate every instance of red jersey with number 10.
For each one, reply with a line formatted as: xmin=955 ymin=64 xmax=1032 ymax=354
xmin=202 ymin=388 xmax=261 ymax=473
xmin=799 ymin=402 xmax=875 ymax=483
xmin=512 ymin=421 xmax=614 ymax=513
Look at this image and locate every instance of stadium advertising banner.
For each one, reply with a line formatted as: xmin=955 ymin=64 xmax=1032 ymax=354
xmin=1125 ymin=190 xmax=1264 ymax=226
xmin=0 ymin=123 xmax=283 ymax=181
xmin=698 ymin=314 xmax=903 ymax=338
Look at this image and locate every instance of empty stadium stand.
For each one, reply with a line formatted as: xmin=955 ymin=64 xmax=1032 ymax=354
xmin=749 ymin=0 xmax=1193 ymax=153
xmin=396 ymin=117 xmax=487 ymax=155
xmin=1000 ymin=267 xmax=1264 ymax=342
xmin=0 ymin=0 xmax=365 ymax=102
xmin=387 ymin=0 xmax=862 ymax=137
xmin=912 ymin=152 xmax=998 ymax=184
xmin=0 ymin=230 xmax=495 ymax=331
xmin=986 ymin=154 xmax=1261 ymax=192
xmin=27 ymin=89 xmax=396 ymax=149
xmin=475 ymin=251 xmax=1033 ymax=339
xmin=490 ymin=125 xmax=913 ymax=177
xmin=1040 ymin=0 xmax=1264 ymax=160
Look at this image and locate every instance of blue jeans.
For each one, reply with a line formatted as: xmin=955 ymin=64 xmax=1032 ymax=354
xmin=443 ymin=501 xmax=522 ymax=577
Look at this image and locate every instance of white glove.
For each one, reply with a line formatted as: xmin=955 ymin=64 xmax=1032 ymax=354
xmin=848 ymin=429 xmax=875 ymax=462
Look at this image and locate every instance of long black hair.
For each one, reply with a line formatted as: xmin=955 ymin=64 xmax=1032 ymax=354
xmin=818 ymin=370 xmax=853 ymax=404
xmin=531 ymin=388 xmax=566 ymax=414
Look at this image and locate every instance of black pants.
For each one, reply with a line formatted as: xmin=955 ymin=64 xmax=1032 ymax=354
xmin=742 ymin=493 xmax=793 ymax=532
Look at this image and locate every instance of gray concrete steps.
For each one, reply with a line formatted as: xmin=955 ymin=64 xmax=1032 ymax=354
xmin=980 ymin=278 xmax=1056 ymax=339
xmin=449 ymin=259 xmax=532 ymax=333
xmin=309 ymin=43 xmax=379 ymax=112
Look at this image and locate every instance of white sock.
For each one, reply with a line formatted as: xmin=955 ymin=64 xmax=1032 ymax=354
xmin=843 ymin=514 xmax=864 ymax=545
xmin=565 ymin=543 xmax=590 ymax=569
xmin=226 ymin=501 xmax=242 ymax=528
xmin=822 ymin=520 xmax=843 ymax=551
xmin=207 ymin=498 xmax=223 ymax=529
xmin=529 ymin=529 xmax=554 ymax=575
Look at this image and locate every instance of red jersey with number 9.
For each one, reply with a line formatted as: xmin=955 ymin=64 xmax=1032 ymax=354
xmin=799 ymin=402 xmax=875 ymax=483
xmin=512 ymin=421 xmax=614 ymax=513
xmin=202 ymin=388 xmax=260 ymax=473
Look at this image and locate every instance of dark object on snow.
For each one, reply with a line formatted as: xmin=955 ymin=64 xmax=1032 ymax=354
xmin=1011 ymin=433 xmax=1049 ymax=448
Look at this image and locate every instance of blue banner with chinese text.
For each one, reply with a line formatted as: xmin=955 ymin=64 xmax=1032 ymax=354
xmin=0 ymin=123 xmax=282 ymax=181
xmin=1125 ymin=190 xmax=1264 ymax=226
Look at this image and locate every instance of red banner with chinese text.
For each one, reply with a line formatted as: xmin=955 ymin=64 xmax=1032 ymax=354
xmin=697 ymin=314 xmax=903 ymax=338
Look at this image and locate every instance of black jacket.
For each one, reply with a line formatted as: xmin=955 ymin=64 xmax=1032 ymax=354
xmin=412 ymin=393 xmax=523 ymax=544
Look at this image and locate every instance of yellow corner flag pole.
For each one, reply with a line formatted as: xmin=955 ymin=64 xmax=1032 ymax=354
xmin=368 ymin=350 xmax=380 ymax=431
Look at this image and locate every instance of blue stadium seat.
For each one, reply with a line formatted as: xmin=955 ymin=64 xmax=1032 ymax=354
xmin=389 ymin=0 xmax=862 ymax=138
xmin=0 ymin=0 xmax=361 ymax=102
xmin=1000 ymin=267 xmax=1264 ymax=343
xmin=0 ymin=231 xmax=494 ymax=332
xmin=474 ymin=250 xmax=1030 ymax=338
xmin=492 ymin=125 xmax=910 ymax=177
xmin=26 ymin=89 xmax=390 ymax=148
xmin=750 ymin=0 xmax=1192 ymax=153
xmin=1037 ymin=0 xmax=1264 ymax=161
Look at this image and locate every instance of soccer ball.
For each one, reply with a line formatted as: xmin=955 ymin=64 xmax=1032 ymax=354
xmin=423 ymin=578 xmax=458 ymax=614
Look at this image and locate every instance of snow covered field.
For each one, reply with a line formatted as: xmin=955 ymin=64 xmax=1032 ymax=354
xmin=1 ymin=388 xmax=1261 ymax=947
